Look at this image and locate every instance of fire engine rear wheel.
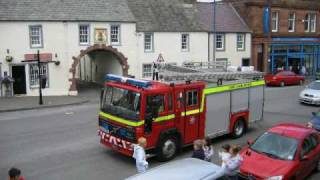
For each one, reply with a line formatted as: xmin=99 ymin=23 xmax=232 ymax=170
xmin=232 ymin=119 xmax=245 ymax=138
xmin=157 ymin=136 xmax=178 ymax=162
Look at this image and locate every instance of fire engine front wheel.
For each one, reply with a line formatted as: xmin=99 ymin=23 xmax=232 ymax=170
xmin=157 ymin=136 xmax=178 ymax=162
xmin=232 ymin=119 xmax=245 ymax=138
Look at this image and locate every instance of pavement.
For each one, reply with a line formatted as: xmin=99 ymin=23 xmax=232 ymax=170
xmin=0 ymin=83 xmax=100 ymax=113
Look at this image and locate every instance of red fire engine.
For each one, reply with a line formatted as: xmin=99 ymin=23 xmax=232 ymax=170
xmin=98 ymin=64 xmax=265 ymax=161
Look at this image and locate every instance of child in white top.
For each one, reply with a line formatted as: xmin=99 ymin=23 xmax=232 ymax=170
xmin=132 ymin=137 xmax=148 ymax=173
xmin=203 ymin=137 xmax=214 ymax=162
xmin=219 ymin=144 xmax=231 ymax=168
xmin=222 ymin=145 xmax=243 ymax=176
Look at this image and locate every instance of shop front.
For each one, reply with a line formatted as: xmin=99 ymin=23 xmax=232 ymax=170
xmin=270 ymin=38 xmax=320 ymax=77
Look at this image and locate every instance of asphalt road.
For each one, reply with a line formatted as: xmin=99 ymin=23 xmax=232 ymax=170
xmin=0 ymin=85 xmax=319 ymax=180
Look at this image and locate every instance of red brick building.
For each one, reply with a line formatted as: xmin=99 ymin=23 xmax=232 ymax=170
xmin=231 ymin=0 xmax=320 ymax=75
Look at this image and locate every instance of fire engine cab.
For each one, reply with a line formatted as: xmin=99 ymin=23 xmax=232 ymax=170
xmin=98 ymin=64 xmax=265 ymax=161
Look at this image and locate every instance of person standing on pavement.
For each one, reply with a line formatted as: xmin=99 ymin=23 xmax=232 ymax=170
xmin=132 ymin=137 xmax=149 ymax=173
xmin=8 ymin=167 xmax=25 ymax=180
xmin=192 ymin=139 xmax=205 ymax=160
xmin=203 ymin=137 xmax=214 ymax=162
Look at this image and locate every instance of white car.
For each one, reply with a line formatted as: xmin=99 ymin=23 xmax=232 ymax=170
xmin=125 ymin=158 xmax=225 ymax=180
xmin=299 ymin=81 xmax=320 ymax=105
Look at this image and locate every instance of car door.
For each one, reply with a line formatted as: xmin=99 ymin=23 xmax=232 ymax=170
xmin=296 ymin=135 xmax=319 ymax=179
xmin=183 ymin=89 xmax=200 ymax=144
xmin=287 ymin=71 xmax=298 ymax=85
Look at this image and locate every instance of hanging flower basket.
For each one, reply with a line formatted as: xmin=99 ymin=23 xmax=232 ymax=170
xmin=5 ymin=55 xmax=13 ymax=62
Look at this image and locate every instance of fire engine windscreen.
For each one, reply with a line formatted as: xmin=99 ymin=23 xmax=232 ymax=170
xmin=101 ymin=86 xmax=141 ymax=120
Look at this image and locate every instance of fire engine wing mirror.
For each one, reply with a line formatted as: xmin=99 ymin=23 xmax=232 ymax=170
xmin=100 ymin=89 xmax=104 ymax=109
xmin=247 ymin=139 xmax=254 ymax=145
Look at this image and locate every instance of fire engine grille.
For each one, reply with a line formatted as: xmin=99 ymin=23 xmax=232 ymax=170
xmin=99 ymin=119 xmax=136 ymax=142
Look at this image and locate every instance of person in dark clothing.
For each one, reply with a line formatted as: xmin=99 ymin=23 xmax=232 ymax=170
xmin=8 ymin=167 xmax=25 ymax=180
xmin=152 ymin=62 xmax=159 ymax=81
xmin=192 ymin=139 xmax=205 ymax=160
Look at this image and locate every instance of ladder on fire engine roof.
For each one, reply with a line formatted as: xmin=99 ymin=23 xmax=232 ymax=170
xmin=158 ymin=63 xmax=265 ymax=84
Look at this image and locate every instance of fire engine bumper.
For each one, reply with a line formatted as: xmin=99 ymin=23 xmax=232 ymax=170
xmin=98 ymin=129 xmax=134 ymax=157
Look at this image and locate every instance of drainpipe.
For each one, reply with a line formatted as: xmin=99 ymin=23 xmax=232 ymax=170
xmin=212 ymin=0 xmax=216 ymax=65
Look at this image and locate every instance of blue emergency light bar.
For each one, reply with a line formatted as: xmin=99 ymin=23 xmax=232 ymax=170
xmin=105 ymin=74 xmax=151 ymax=88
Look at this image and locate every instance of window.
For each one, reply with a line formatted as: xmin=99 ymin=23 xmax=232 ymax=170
xmin=271 ymin=11 xmax=279 ymax=32
xmin=310 ymin=14 xmax=317 ymax=32
xmin=142 ymin=64 xmax=152 ymax=78
xmin=168 ymin=93 xmax=173 ymax=111
xmin=242 ymin=58 xmax=250 ymax=66
xmin=29 ymin=25 xmax=43 ymax=48
xmin=111 ymin=25 xmax=121 ymax=45
xmin=237 ymin=34 xmax=245 ymax=51
xmin=29 ymin=64 xmax=48 ymax=88
xmin=79 ymin=25 xmax=90 ymax=45
xmin=300 ymin=135 xmax=318 ymax=158
xmin=305 ymin=13 xmax=316 ymax=32
xmin=144 ymin=33 xmax=154 ymax=52
xmin=181 ymin=34 xmax=189 ymax=51
xmin=216 ymin=34 xmax=225 ymax=50
xmin=147 ymin=95 xmax=165 ymax=113
xmin=288 ymin=12 xmax=295 ymax=32
xmin=186 ymin=90 xmax=198 ymax=106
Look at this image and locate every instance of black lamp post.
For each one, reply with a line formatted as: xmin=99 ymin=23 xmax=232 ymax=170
xmin=37 ymin=50 xmax=43 ymax=105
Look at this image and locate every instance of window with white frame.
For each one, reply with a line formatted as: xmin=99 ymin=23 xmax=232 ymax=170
xmin=181 ymin=34 xmax=189 ymax=51
xmin=310 ymin=13 xmax=317 ymax=32
xmin=144 ymin=33 xmax=154 ymax=52
xmin=288 ymin=12 xmax=295 ymax=32
xmin=304 ymin=13 xmax=316 ymax=32
xmin=29 ymin=25 xmax=43 ymax=48
xmin=142 ymin=64 xmax=152 ymax=78
xmin=237 ymin=34 xmax=245 ymax=51
xmin=271 ymin=11 xmax=279 ymax=32
xmin=29 ymin=64 xmax=49 ymax=88
xmin=216 ymin=34 xmax=225 ymax=50
xmin=79 ymin=25 xmax=90 ymax=45
xmin=111 ymin=25 xmax=120 ymax=44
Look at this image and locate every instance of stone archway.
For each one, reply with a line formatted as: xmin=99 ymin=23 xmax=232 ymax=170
xmin=69 ymin=44 xmax=129 ymax=94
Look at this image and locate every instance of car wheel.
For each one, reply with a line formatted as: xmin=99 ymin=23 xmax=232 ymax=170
xmin=157 ymin=136 xmax=178 ymax=162
xmin=232 ymin=118 xmax=246 ymax=138
xmin=280 ymin=81 xmax=285 ymax=87
xmin=299 ymin=80 xmax=304 ymax=85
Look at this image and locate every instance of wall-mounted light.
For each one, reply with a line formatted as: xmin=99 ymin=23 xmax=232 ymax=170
xmin=5 ymin=49 xmax=13 ymax=63
xmin=54 ymin=53 xmax=60 ymax=66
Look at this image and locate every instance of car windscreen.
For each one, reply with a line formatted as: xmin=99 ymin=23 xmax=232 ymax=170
xmin=101 ymin=86 xmax=140 ymax=120
xmin=250 ymin=132 xmax=298 ymax=161
xmin=308 ymin=82 xmax=320 ymax=90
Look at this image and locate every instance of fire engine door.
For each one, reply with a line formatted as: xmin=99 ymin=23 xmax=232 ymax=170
xmin=183 ymin=89 xmax=200 ymax=144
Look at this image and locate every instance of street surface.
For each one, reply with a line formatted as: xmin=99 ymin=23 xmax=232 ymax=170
xmin=0 ymin=85 xmax=319 ymax=180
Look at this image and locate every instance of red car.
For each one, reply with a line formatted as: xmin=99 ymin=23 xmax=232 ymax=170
xmin=239 ymin=123 xmax=320 ymax=180
xmin=264 ymin=71 xmax=305 ymax=87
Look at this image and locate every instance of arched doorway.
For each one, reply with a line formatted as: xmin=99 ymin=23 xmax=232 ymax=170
xmin=69 ymin=44 xmax=129 ymax=95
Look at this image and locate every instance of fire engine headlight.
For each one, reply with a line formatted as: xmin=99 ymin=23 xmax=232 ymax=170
xmin=266 ymin=175 xmax=283 ymax=180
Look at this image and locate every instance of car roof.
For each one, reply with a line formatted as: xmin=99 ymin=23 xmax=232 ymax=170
xmin=125 ymin=158 xmax=224 ymax=180
xmin=269 ymin=123 xmax=313 ymax=140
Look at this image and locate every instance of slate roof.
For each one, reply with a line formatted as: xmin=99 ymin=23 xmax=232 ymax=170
xmin=196 ymin=2 xmax=251 ymax=33
xmin=0 ymin=0 xmax=136 ymax=22
xmin=127 ymin=0 xmax=206 ymax=32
